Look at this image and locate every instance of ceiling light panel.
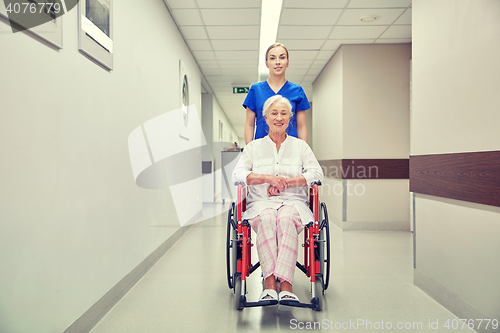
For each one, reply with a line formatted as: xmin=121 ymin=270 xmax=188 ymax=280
xmin=302 ymin=76 xmax=317 ymax=84
xmin=211 ymin=39 xmax=259 ymax=51
xmin=285 ymin=68 xmax=309 ymax=76
xmin=224 ymin=75 xmax=256 ymax=82
xmin=202 ymin=69 xmax=222 ymax=76
xmin=322 ymin=40 xmax=342 ymax=50
xmin=306 ymin=67 xmax=323 ymax=76
xmin=287 ymin=61 xmax=315 ymax=69
xmin=193 ymin=51 xmax=216 ymax=60
xmin=338 ymin=9 xmax=406 ymax=25
xmin=196 ymin=0 xmax=261 ymax=8
xmin=380 ymin=25 xmax=411 ymax=38
xmin=218 ymin=61 xmax=259 ymax=69
xmin=312 ymin=59 xmax=329 ymax=67
xmin=207 ymin=81 xmax=227 ymax=87
xmin=165 ymin=0 xmax=196 ymax=9
xmin=220 ymin=69 xmax=257 ymax=76
xmin=180 ymin=26 xmax=208 ymax=39
xmin=348 ymin=0 xmax=411 ymax=8
xmin=317 ymin=50 xmax=336 ymax=60
xmin=187 ymin=40 xmax=213 ymax=51
xmin=290 ymin=50 xmax=320 ymax=60
xmin=290 ymin=59 xmax=315 ymax=65
xmin=287 ymin=75 xmax=305 ymax=83
xmin=278 ymin=39 xmax=324 ymax=50
xmin=394 ymin=9 xmax=412 ymax=24
xmin=280 ymin=9 xmax=342 ymax=25
xmin=309 ymin=62 xmax=327 ymax=69
xmin=172 ymin=9 xmax=203 ymax=25
xmin=201 ymin=9 xmax=260 ymax=25
xmin=197 ymin=60 xmax=219 ymax=67
xmin=330 ymin=26 xmax=387 ymax=39
xmin=330 ymin=39 xmax=376 ymax=44
xmin=215 ymin=51 xmax=258 ymax=60
xmin=278 ymin=26 xmax=332 ymax=40
xmin=283 ymin=0 xmax=348 ymax=8
xmin=210 ymin=86 xmax=228 ymax=92
xmin=205 ymin=75 xmax=225 ymax=82
xmin=206 ymin=26 xmax=259 ymax=39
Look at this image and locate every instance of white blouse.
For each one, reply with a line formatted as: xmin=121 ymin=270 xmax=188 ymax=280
xmin=232 ymin=135 xmax=324 ymax=225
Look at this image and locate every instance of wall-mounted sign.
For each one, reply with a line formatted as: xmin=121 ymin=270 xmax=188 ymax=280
xmin=233 ymin=87 xmax=249 ymax=94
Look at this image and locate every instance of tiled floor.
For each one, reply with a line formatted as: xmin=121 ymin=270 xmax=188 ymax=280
xmin=90 ymin=203 xmax=474 ymax=333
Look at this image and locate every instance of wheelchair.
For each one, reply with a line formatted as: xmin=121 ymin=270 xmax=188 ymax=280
xmin=226 ymin=181 xmax=330 ymax=311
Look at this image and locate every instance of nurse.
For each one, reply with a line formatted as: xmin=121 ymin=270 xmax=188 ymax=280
xmin=243 ymin=43 xmax=311 ymax=144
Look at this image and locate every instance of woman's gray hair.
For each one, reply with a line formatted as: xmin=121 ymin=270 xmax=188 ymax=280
xmin=262 ymin=95 xmax=293 ymax=118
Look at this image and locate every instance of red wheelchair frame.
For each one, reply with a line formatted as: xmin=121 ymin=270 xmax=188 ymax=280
xmin=226 ymin=182 xmax=330 ymax=311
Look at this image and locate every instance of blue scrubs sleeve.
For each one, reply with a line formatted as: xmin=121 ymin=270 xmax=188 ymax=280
xmin=242 ymin=85 xmax=256 ymax=112
xmin=296 ymin=87 xmax=311 ymax=111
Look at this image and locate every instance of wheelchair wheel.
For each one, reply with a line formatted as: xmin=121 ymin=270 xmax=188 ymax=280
xmin=226 ymin=202 xmax=237 ymax=289
xmin=320 ymin=202 xmax=331 ymax=292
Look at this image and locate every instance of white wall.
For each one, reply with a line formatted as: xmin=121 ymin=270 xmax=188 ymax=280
xmin=313 ymin=48 xmax=343 ymax=160
xmin=344 ymin=44 xmax=410 ymax=229
xmin=201 ymin=93 xmax=214 ymax=161
xmin=343 ymin=44 xmax=410 ymax=159
xmin=313 ymin=44 xmax=411 ymax=230
xmin=212 ymin=97 xmax=240 ymax=146
xmin=212 ymin=97 xmax=240 ymax=202
xmin=0 ymin=1 xmax=203 ymax=332
xmin=415 ymin=196 xmax=500 ymax=319
xmin=201 ymin=93 xmax=214 ymax=202
xmin=412 ymin=0 xmax=500 ymax=155
xmin=412 ymin=0 xmax=500 ymax=320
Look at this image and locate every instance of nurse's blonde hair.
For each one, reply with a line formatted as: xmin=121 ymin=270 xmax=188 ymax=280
xmin=265 ymin=43 xmax=289 ymax=61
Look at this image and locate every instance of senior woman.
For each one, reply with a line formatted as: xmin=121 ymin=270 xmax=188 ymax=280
xmin=232 ymin=95 xmax=323 ymax=309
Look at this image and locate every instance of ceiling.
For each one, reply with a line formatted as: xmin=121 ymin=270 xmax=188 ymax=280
xmin=163 ymin=0 xmax=412 ymax=138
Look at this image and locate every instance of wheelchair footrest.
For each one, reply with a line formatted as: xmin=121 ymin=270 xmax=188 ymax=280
xmin=243 ymin=299 xmax=279 ymax=308
xmin=279 ymin=299 xmax=319 ymax=310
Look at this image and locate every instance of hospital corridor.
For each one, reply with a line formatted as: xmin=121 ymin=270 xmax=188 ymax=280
xmin=0 ymin=0 xmax=499 ymax=332
xmin=87 ymin=203 xmax=478 ymax=333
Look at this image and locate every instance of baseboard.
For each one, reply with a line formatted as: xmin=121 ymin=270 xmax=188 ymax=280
xmin=414 ymin=269 xmax=497 ymax=333
xmin=63 ymin=225 xmax=193 ymax=333
xmin=333 ymin=220 xmax=410 ymax=231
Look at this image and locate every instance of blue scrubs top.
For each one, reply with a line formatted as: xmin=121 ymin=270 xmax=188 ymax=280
xmin=243 ymin=81 xmax=310 ymax=140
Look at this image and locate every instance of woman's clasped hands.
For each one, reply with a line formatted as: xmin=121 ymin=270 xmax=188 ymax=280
xmin=267 ymin=175 xmax=289 ymax=197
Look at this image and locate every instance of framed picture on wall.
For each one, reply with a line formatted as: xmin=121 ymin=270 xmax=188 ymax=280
xmin=78 ymin=0 xmax=113 ymax=70
xmin=0 ymin=0 xmax=64 ymax=49
xmin=179 ymin=60 xmax=191 ymax=140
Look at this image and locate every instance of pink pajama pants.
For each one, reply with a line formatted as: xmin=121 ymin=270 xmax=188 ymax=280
xmin=249 ymin=205 xmax=304 ymax=285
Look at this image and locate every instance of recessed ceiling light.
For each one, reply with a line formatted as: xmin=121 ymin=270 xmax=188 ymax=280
xmin=360 ymin=16 xmax=378 ymax=22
